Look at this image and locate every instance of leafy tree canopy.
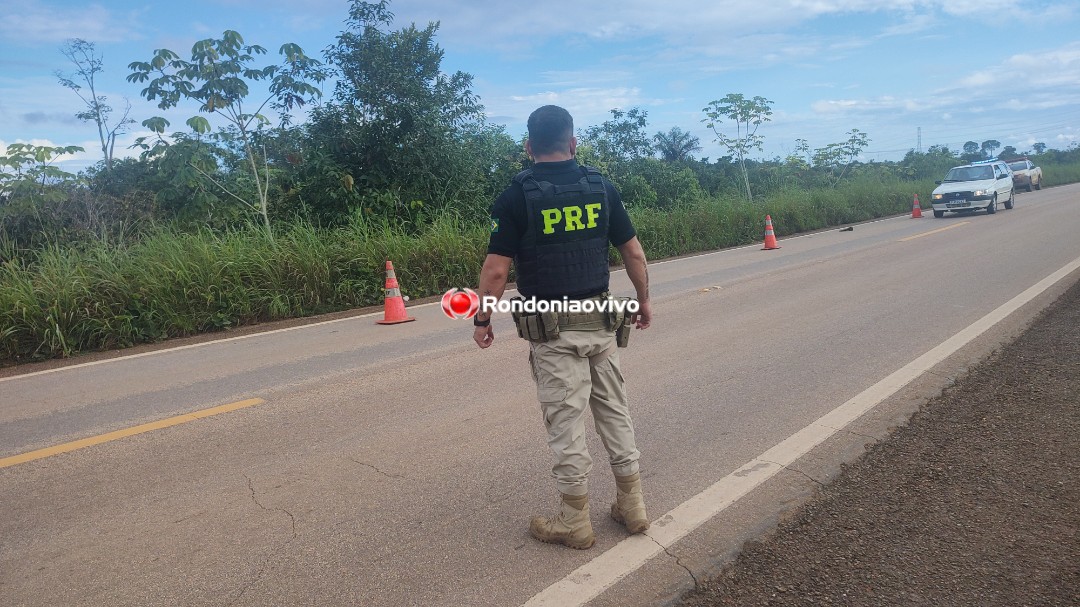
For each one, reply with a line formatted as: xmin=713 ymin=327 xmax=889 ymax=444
xmin=128 ymin=30 xmax=327 ymax=236
xmin=653 ymin=127 xmax=701 ymax=162
xmin=306 ymin=0 xmax=494 ymax=221
xmin=702 ymin=93 xmax=773 ymax=202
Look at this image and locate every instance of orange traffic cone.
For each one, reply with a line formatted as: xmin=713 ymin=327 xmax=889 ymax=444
xmin=762 ymin=215 xmax=781 ymax=250
xmin=911 ymin=194 xmax=923 ymax=218
xmin=376 ymin=260 xmax=415 ymax=325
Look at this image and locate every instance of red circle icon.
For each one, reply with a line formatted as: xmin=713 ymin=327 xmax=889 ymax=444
xmin=449 ymin=292 xmax=473 ymax=316
xmin=441 ymin=288 xmax=480 ymax=319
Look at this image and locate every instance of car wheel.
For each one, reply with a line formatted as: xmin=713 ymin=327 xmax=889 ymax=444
xmin=986 ymin=195 xmax=997 ymax=214
xmin=1004 ymin=189 xmax=1014 ymax=210
xmin=933 ymin=210 xmax=944 ymax=218
xmin=1027 ymin=179 xmax=1034 ymax=192
xmin=1034 ymin=178 xmax=1042 ymax=190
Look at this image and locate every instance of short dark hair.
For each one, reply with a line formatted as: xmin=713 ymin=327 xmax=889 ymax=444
xmin=527 ymin=105 xmax=574 ymax=156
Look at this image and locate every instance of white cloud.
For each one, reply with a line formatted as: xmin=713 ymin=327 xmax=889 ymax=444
xmin=878 ymin=12 xmax=938 ymax=36
xmin=0 ymin=1 xmax=142 ymax=45
xmin=812 ymin=41 xmax=1080 ymax=119
xmin=811 ymin=96 xmax=929 ymax=113
xmin=507 ymin=87 xmax=647 ymax=123
xmin=377 ymin=1 xmax=987 ymax=52
xmin=953 ymin=42 xmax=1080 ymax=94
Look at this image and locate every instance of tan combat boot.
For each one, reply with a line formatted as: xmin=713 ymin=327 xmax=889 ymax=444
xmin=610 ymin=472 xmax=650 ymax=534
xmin=529 ymin=493 xmax=595 ymax=550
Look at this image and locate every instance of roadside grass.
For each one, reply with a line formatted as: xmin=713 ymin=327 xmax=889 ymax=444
xmin=1040 ymin=159 xmax=1080 ymax=188
xmin=0 ymin=216 xmax=487 ymax=362
xmin=628 ymin=176 xmax=929 ymax=261
xmin=0 ymin=174 xmax=1048 ymax=363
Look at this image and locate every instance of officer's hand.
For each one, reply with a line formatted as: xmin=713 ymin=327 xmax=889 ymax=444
xmin=474 ymin=325 xmax=494 ymax=348
xmin=632 ymin=300 xmax=652 ymax=330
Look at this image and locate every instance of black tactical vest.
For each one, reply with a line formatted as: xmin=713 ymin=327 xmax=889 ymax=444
xmin=513 ymin=165 xmax=611 ymax=299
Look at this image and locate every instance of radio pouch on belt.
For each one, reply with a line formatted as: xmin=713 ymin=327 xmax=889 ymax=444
xmin=510 ymin=298 xmax=560 ymax=343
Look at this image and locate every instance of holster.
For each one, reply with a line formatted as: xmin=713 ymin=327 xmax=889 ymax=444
xmin=606 ymin=297 xmax=635 ymax=348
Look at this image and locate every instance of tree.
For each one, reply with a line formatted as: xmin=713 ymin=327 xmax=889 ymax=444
xmin=0 ymin=143 xmax=84 ymax=199
xmin=981 ymin=139 xmax=1001 ymax=158
xmin=702 ymin=94 xmax=773 ymax=202
xmin=812 ymin=129 xmax=870 ymax=186
xmin=899 ymin=145 xmax=957 ymax=181
xmin=631 ymin=158 xmax=704 ymax=208
xmin=1033 ymin=142 xmax=1047 ymax=154
xmin=312 ymin=0 xmax=488 ymax=221
xmin=653 ymin=127 xmax=701 ymax=162
xmin=999 ymin=145 xmax=1019 ymax=160
xmin=128 ymin=127 xmax=244 ymax=226
xmin=56 ymin=39 xmax=134 ymax=173
xmin=959 ymin=141 xmax=983 ymax=163
xmin=582 ymin=108 xmax=653 ymax=164
xmin=0 ymin=143 xmax=86 ymax=250
xmin=128 ymin=30 xmax=328 ymax=237
xmin=782 ymin=138 xmax=813 ymax=172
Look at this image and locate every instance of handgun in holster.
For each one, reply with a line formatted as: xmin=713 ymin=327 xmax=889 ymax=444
xmin=606 ymin=297 xmax=635 ymax=348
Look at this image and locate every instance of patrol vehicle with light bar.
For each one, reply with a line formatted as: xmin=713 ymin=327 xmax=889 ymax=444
xmin=930 ymin=159 xmax=1015 ymax=218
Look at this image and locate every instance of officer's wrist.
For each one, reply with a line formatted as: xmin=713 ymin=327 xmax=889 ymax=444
xmin=473 ymin=315 xmax=491 ymax=327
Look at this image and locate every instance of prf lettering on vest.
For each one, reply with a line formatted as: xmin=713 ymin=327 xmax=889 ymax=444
xmin=541 ymin=203 xmax=603 ymax=234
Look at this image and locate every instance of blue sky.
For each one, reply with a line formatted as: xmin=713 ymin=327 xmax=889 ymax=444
xmin=2 ymin=0 xmax=1079 ymax=171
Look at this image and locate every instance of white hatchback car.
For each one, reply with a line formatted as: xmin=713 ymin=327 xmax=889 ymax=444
xmin=931 ymin=160 xmax=1015 ymax=218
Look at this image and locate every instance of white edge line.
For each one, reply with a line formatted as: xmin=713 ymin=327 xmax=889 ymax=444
xmin=522 ymin=254 xmax=1080 ymax=607
xmin=0 ymin=302 xmax=431 ymax=383
xmin=2 ymin=308 xmax=380 ymax=380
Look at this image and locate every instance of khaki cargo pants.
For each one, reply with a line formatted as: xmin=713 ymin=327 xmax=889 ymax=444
xmin=528 ymin=327 xmax=641 ymax=496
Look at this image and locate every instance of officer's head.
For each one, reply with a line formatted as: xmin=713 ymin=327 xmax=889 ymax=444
xmin=527 ymin=105 xmax=575 ymax=160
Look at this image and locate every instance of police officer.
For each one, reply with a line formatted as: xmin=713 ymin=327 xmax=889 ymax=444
xmin=473 ymin=105 xmax=652 ymax=550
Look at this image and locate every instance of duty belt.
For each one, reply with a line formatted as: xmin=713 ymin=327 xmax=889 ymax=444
xmin=557 ymin=310 xmax=609 ymax=331
xmin=555 ymin=292 xmax=613 ymax=331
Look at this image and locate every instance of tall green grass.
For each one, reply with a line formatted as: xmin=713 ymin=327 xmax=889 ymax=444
xmin=0 ymin=215 xmax=487 ymax=362
xmin=1040 ymin=159 xmax=1080 ymax=188
xmin=628 ymin=176 xmax=932 ymax=260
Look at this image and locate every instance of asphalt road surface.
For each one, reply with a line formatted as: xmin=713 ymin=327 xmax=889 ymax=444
xmin=2 ymin=184 xmax=1079 ymax=606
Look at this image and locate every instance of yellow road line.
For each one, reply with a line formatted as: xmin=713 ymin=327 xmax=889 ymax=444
xmin=0 ymin=398 xmax=265 ymax=470
xmin=899 ymin=221 xmax=971 ymax=241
